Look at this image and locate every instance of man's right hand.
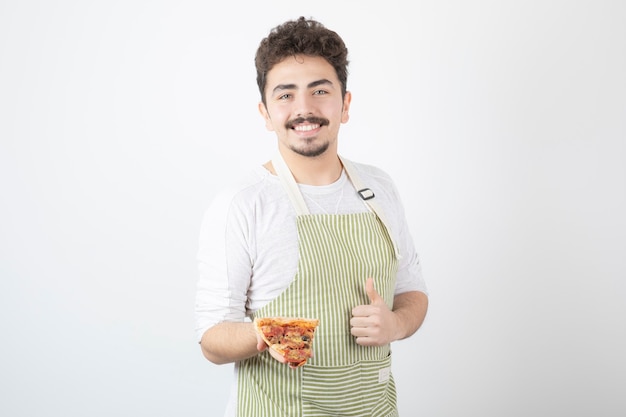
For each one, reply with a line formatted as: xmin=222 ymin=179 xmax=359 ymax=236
xmin=256 ymin=332 xmax=295 ymax=367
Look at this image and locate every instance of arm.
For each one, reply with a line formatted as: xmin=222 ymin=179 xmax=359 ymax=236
xmin=195 ymin=189 xmax=268 ymax=365
xmin=389 ymin=289 xmax=429 ymax=340
xmin=350 ymin=278 xmax=428 ymax=346
xmin=201 ymin=322 xmax=291 ymax=365
xmin=200 ymin=322 xmax=259 ymax=364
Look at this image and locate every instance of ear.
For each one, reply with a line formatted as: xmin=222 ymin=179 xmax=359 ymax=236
xmin=341 ymin=91 xmax=352 ymax=124
xmin=258 ymin=102 xmax=275 ymax=132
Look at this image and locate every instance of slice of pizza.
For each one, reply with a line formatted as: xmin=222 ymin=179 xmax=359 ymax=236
xmin=254 ymin=317 xmax=319 ymax=368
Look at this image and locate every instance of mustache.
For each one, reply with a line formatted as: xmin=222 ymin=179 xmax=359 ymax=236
xmin=286 ymin=116 xmax=329 ymax=129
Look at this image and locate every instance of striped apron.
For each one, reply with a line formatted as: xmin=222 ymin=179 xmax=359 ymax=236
xmin=237 ymin=155 xmax=400 ymax=417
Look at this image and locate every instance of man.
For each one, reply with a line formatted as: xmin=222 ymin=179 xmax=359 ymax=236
xmin=195 ymin=16 xmax=428 ymax=416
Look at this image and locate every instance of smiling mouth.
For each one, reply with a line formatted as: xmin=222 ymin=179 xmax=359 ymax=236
xmin=287 ymin=116 xmax=329 ymax=131
xmin=293 ymin=124 xmax=320 ymax=132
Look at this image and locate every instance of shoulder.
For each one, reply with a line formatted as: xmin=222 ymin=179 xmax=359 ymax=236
xmin=202 ymin=165 xmax=289 ymax=223
xmin=341 ymin=156 xmax=399 ymax=199
xmin=346 ymin=159 xmax=394 ymax=182
xmin=209 ymin=165 xmax=273 ymax=203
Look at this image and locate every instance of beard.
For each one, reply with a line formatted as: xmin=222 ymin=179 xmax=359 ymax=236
xmin=289 ymin=139 xmax=329 ymax=157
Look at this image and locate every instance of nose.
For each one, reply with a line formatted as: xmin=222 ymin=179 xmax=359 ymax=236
xmin=293 ymin=94 xmax=315 ymax=117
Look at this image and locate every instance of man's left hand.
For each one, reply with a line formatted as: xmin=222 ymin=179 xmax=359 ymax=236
xmin=350 ymin=278 xmax=400 ymax=346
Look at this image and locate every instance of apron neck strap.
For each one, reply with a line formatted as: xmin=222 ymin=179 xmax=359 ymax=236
xmin=340 ymin=156 xmax=401 ymax=259
xmin=272 ymin=153 xmax=310 ymax=216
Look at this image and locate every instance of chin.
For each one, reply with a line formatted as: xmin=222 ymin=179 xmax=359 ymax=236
xmin=291 ymin=145 xmax=329 ymax=158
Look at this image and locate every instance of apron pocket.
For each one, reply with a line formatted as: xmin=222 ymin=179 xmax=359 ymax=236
xmin=301 ymin=355 xmax=397 ymax=417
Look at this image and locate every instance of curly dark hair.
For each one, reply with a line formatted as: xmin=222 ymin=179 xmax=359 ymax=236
xmin=255 ymin=17 xmax=349 ymax=104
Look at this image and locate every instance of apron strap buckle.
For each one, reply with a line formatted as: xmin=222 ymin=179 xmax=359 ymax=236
xmin=357 ymin=188 xmax=375 ymax=200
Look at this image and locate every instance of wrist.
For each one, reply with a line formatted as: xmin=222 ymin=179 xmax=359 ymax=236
xmin=389 ymin=311 xmax=404 ymax=342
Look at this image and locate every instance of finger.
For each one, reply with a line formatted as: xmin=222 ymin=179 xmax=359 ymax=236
xmin=268 ymin=346 xmax=288 ymax=364
xmin=350 ymin=325 xmax=370 ymax=337
xmin=256 ymin=334 xmax=268 ymax=352
xmin=350 ymin=315 xmax=371 ymax=328
xmin=351 ymin=305 xmax=375 ymax=318
xmin=354 ymin=336 xmax=377 ymax=347
xmin=365 ymin=278 xmax=383 ymax=305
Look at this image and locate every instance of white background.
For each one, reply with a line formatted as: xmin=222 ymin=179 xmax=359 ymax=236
xmin=1 ymin=1 xmax=625 ymax=416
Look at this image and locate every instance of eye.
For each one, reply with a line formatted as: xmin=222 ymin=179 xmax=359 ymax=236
xmin=278 ymin=93 xmax=292 ymax=100
xmin=313 ymin=90 xmax=328 ymax=96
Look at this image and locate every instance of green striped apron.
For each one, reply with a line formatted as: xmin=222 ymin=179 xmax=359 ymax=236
xmin=237 ymin=155 xmax=400 ymax=417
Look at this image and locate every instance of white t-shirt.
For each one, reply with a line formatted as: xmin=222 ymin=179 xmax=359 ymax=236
xmin=195 ymin=159 xmax=427 ymax=342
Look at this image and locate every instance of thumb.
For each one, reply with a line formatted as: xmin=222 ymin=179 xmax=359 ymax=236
xmin=365 ymin=278 xmax=383 ymax=305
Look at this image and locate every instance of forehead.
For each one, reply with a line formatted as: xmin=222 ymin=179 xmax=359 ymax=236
xmin=266 ymin=55 xmax=339 ymax=89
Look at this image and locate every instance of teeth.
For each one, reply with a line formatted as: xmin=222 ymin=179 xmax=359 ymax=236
xmin=294 ymin=124 xmax=319 ymax=132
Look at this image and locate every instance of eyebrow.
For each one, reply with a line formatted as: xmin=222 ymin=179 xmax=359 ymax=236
xmin=271 ymin=78 xmax=334 ymax=95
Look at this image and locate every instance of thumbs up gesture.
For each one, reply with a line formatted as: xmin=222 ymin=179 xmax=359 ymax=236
xmin=350 ymin=278 xmax=400 ymax=346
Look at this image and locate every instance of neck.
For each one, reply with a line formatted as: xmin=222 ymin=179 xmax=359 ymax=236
xmin=275 ymin=148 xmax=343 ymax=186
